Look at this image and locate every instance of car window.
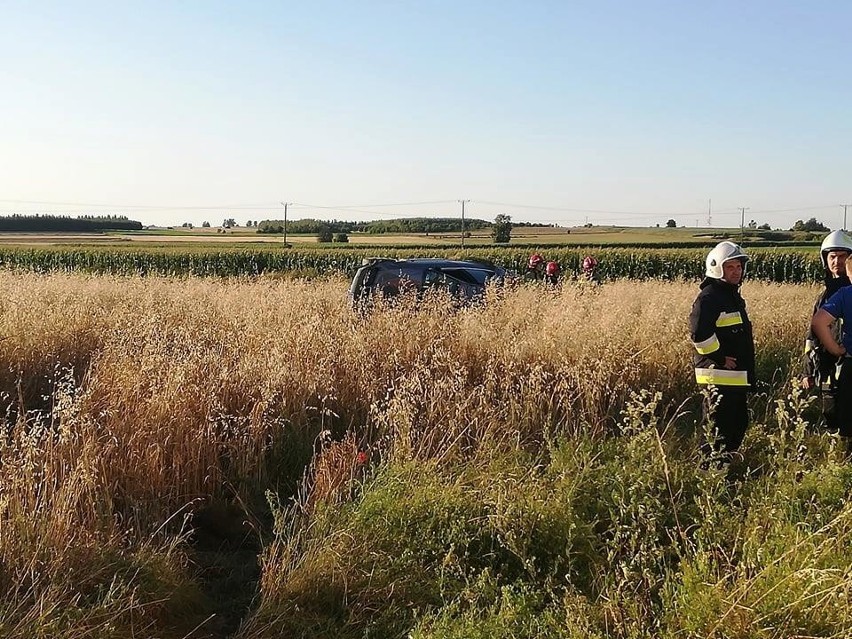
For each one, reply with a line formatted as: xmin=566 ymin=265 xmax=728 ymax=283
xmin=372 ymin=267 xmax=422 ymax=297
xmin=399 ymin=266 xmax=426 ymax=285
xmin=442 ymin=268 xmax=492 ymax=286
xmin=373 ymin=270 xmax=395 ymax=289
xmin=443 ymin=274 xmax=479 ymax=299
xmin=424 ymin=268 xmax=443 ymax=286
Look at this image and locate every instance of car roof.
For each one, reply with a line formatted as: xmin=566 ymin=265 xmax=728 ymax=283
xmin=364 ymin=258 xmax=498 ymax=269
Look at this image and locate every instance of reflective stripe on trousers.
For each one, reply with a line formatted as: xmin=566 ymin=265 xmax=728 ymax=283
xmin=695 ymin=368 xmax=748 ymax=386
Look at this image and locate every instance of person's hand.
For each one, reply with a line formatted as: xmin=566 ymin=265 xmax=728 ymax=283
xmin=801 ymin=376 xmax=814 ymax=390
xmin=723 ymin=356 xmax=737 ymax=369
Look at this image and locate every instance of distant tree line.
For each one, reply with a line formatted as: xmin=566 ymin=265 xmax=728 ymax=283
xmin=256 ymin=217 xmax=555 ymax=235
xmin=360 ymin=217 xmax=493 ymax=234
xmin=0 ymin=214 xmax=143 ymax=232
xmin=513 ymin=221 xmax=559 ymax=228
xmin=257 ymin=219 xmax=348 ymax=234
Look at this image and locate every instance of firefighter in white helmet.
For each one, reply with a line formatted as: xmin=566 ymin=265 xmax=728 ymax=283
xmin=802 ymin=230 xmax=852 ymax=431
xmin=689 ymin=241 xmax=756 ymax=455
xmin=811 ymin=234 xmax=852 ymax=441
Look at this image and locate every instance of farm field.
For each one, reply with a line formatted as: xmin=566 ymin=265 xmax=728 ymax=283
xmin=273 ymin=226 xmax=729 ymax=246
xmin=0 ymin=232 xmax=286 ymax=245
xmin=2 ymin=271 xmax=851 ymax=638
xmin=0 ymin=240 xmax=825 ymax=284
xmin=0 ymin=225 xmax=818 ymax=249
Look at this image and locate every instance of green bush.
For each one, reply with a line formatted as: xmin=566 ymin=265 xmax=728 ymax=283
xmin=243 ymin=386 xmax=852 ymax=639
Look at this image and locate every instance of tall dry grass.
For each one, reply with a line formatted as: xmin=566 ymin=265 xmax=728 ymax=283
xmin=0 ymin=272 xmax=821 ymax=637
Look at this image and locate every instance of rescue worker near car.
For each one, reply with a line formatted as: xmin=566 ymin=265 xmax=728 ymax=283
xmin=811 ymin=254 xmax=852 ymax=441
xmin=581 ymin=255 xmax=601 ymax=285
xmin=544 ymin=261 xmax=560 ymax=286
xmin=524 ymin=253 xmax=546 ymax=282
xmin=802 ymin=230 xmax=852 ymax=432
xmin=689 ymin=241 xmax=756 ymax=455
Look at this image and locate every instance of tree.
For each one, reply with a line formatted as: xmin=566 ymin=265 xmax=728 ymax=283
xmin=792 ymin=218 xmax=829 ymax=232
xmin=246 ymin=220 xmax=253 ymax=227
xmin=222 ymin=218 xmax=236 ymax=228
xmin=334 ymin=232 xmax=349 ymax=243
xmin=758 ymin=223 xmax=771 ymax=230
xmin=202 ymin=221 xmax=211 ymax=228
xmin=317 ymin=225 xmax=333 ymax=243
xmin=748 ymin=220 xmax=757 ymax=229
xmin=666 ymin=219 xmax=677 ymax=228
xmin=492 ymin=214 xmax=512 ymax=243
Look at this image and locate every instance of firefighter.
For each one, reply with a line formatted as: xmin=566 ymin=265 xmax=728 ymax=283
xmin=802 ymin=230 xmax=852 ymax=431
xmin=582 ymin=255 xmax=600 ymax=284
xmin=524 ymin=253 xmax=545 ymax=282
xmin=811 ymin=255 xmax=852 ymax=440
xmin=544 ymin=261 xmax=560 ymax=286
xmin=689 ymin=241 xmax=755 ymax=455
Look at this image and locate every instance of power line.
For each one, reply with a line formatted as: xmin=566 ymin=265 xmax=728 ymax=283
xmin=474 ymin=199 xmax=734 ymax=217
xmin=473 ymin=199 xmax=746 ymax=225
xmin=289 ymin=203 xmax=459 ymax=220
xmin=0 ymin=196 xmax=843 ymax=228
xmin=1 ymin=197 xmax=839 ymax=217
xmin=476 ymin=199 xmax=839 ymax=220
xmin=458 ymin=199 xmax=469 ymax=248
xmin=746 ymin=204 xmax=837 ymax=215
xmin=280 ymin=201 xmax=290 ymax=245
xmin=842 ymin=204 xmax=851 ymax=231
xmin=739 ymin=207 xmax=750 ymax=242
xmin=0 ymin=206 xmax=790 ymax=228
xmin=293 ymin=199 xmax=457 ymax=209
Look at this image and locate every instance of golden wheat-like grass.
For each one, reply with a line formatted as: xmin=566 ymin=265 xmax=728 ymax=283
xmin=0 ymin=274 xmax=817 ymax=512
xmin=0 ymin=272 xmax=820 ymax=635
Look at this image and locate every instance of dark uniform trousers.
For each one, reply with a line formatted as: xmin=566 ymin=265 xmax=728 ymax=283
xmin=703 ymin=388 xmax=749 ymax=454
xmin=835 ymin=358 xmax=852 ymax=438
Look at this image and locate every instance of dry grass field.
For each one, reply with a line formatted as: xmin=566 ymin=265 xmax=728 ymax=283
xmin=2 ymin=272 xmax=849 ymax=638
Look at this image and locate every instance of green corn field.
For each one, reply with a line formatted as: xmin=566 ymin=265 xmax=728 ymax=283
xmin=0 ymin=245 xmax=823 ymax=281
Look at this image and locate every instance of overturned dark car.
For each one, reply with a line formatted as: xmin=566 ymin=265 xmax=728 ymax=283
xmin=348 ymin=257 xmax=509 ymax=310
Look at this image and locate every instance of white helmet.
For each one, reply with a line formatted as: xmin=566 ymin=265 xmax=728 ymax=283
xmin=819 ymin=230 xmax=852 ymax=269
xmin=705 ymin=241 xmax=748 ymax=279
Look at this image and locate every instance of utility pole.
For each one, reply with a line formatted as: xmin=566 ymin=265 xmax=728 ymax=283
xmin=279 ymin=201 xmax=290 ymax=246
xmin=707 ymin=199 xmax=712 ymax=227
xmin=458 ymin=199 xmax=469 ymax=249
xmin=739 ymin=207 xmax=749 ymax=242
xmin=842 ymin=203 xmax=851 ymax=231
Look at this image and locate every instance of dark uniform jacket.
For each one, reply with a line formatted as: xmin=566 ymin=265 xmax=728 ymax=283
xmin=803 ymin=274 xmax=849 ymax=385
xmin=689 ymin=277 xmax=755 ymax=389
xmin=523 ymin=268 xmax=543 ymax=282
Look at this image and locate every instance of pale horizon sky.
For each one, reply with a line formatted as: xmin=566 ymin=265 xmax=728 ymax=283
xmin=2 ymin=1 xmax=850 ymax=230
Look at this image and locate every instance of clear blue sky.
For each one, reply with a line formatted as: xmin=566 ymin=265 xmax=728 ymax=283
xmin=1 ymin=1 xmax=850 ymax=230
